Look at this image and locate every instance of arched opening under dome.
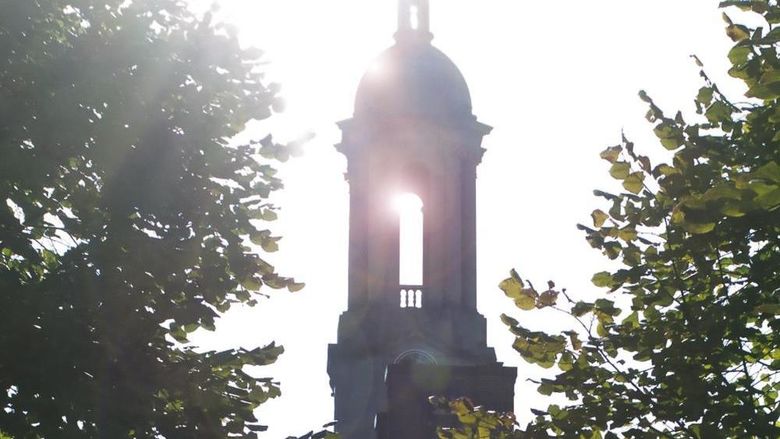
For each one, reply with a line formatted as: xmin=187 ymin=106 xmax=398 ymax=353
xmin=393 ymin=192 xmax=423 ymax=286
xmin=393 ymin=192 xmax=424 ymax=308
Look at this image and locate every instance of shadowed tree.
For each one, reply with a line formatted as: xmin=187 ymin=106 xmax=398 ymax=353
xmin=437 ymin=1 xmax=779 ymax=437
xmin=0 ymin=0 xmax=304 ymax=437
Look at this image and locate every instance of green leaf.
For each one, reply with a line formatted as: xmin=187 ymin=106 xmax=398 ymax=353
xmin=746 ymin=84 xmax=774 ymax=99
xmin=752 ymin=161 xmax=780 ymax=182
xmin=258 ymin=209 xmax=278 ymax=221
xmin=287 ymin=282 xmax=306 ymax=292
xmin=763 ymin=26 xmax=780 ymax=43
xmin=654 ymin=164 xmax=680 ymax=176
xmin=515 ymin=289 xmax=538 ymax=310
xmin=251 ymin=230 xmax=281 ymax=252
xmin=654 ymin=122 xmax=684 ymax=149
xmin=754 ymin=304 xmax=780 ymax=314
xmin=759 ymin=68 xmax=780 ymax=86
xmin=591 ymin=271 xmax=613 ymax=288
xmin=500 ymin=313 xmax=519 ymax=327
xmin=558 ymin=352 xmax=574 ymax=371
xmin=696 ymin=86 xmax=715 ymax=107
xmin=169 ymin=326 xmax=189 ymax=343
xmin=603 ymin=241 xmax=622 ymax=259
xmin=595 ymin=298 xmax=621 ymax=317
xmin=702 ymin=184 xmax=743 ymax=202
xmin=754 ymin=186 xmax=780 ymax=210
xmin=500 ymin=277 xmax=537 ymax=310
xmin=609 ymin=162 xmax=631 ymax=179
xmin=683 ymin=222 xmax=716 ymax=234
xmin=728 ymin=45 xmax=752 ymax=65
xmin=617 ymin=227 xmax=637 ymax=242
xmin=671 ymin=207 xmax=686 ymax=223
xmin=242 ymin=277 xmax=263 ymax=291
xmin=705 ymin=101 xmax=733 ymax=123
xmin=499 ymin=276 xmax=523 ymax=298
xmin=622 ymin=311 xmax=640 ymax=329
xmin=538 ymin=382 xmax=554 ymax=396
xmin=572 ymin=301 xmax=594 ymax=317
xmin=591 ymin=209 xmax=609 ymax=227
xmin=262 ymin=237 xmax=280 ymax=252
xmin=622 ymin=172 xmax=645 ymax=194
xmin=720 ymin=201 xmax=747 ymax=217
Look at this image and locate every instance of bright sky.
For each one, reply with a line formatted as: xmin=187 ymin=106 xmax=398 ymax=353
xmin=188 ymin=1 xmax=747 ymax=436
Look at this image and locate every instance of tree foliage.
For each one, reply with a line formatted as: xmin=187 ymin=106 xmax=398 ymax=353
xmin=439 ymin=1 xmax=779 ymax=437
xmin=0 ymin=0 xmax=302 ymax=437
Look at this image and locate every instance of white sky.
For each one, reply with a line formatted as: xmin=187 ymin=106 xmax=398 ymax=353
xmin=188 ymin=1 xmax=748 ymax=436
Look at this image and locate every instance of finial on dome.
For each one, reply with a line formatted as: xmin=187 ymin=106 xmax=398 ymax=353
xmin=395 ymin=0 xmax=433 ymax=43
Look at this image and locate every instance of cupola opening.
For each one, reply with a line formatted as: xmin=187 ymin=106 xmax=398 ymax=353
xmin=393 ymin=193 xmax=423 ymax=286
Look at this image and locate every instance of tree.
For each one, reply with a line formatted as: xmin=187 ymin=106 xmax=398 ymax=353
xmin=438 ymin=1 xmax=779 ymax=437
xmin=0 ymin=1 xmax=303 ymax=437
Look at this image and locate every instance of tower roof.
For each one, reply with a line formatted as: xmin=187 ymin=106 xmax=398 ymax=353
xmin=353 ymin=0 xmax=473 ymax=119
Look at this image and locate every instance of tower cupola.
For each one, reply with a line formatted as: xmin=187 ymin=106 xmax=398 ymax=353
xmin=328 ymin=2 xmax=517 ymax=437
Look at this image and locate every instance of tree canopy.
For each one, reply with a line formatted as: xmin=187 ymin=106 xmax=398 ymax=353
xmin=438 ymin=1 xmax=779 ymax=437
xmin=0 ymin=0 xmax=302 ymax=437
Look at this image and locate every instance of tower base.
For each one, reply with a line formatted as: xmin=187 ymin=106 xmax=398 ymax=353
xmin=376 ymin=362 xmax=517 ymax=438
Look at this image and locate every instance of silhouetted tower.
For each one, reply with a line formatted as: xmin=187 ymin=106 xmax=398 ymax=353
xmin=327 ymin=1 xmax=516 ymax=437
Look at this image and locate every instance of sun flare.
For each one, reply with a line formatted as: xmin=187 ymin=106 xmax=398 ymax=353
xmin=392 ymin=192 xmax=423 ymax=214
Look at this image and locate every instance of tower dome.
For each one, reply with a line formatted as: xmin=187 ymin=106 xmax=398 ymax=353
xmin=353 ymin=0 xmax=472 ymax=119
xmin=354 ymin=43 xmax=472 ymax=118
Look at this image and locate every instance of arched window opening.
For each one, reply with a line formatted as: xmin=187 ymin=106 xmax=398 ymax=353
xmin=393 ymin=193 xmax=423 ymax=286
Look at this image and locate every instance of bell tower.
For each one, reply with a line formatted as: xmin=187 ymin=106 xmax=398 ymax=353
xmin=327 ymin=2 xmax=516 ymax=437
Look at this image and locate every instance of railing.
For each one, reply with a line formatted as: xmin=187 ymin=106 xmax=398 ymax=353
xmin=399 ymin=285 xmax=423 ymax=309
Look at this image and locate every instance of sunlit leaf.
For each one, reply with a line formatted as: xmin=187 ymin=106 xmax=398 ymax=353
xmin=591 ymin=271 xmax=613 ymax=288
xmin=622 ymin=172 xmax=645 ymax=194
xmin=609 ymin=162 xmax=631 ymax=179
xmin=591 ymin=209 xmax=609 ymax=227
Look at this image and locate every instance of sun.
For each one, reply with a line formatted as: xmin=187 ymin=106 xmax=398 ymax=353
xmin=392 ymin=192 xmax=423 ymax=214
